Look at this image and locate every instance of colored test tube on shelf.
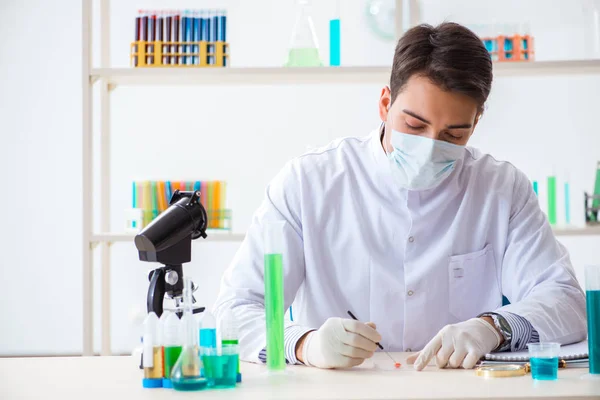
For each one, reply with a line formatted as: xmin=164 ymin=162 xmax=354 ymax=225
xmin=206 ymin=10 xmax=213 ymax=65
xmin=165 ymin=10 xmax=172 ymax=65
xmin=547 ymin=176 xmax=557 ymax=225
xmin=171 ymin=10 xmax=179 ymax=65
xmin=329 ymin=1 xmax=341 ymax=66
xmin=134 ymin=10 xmax=142 ymax=67
xmin=143 ymin=181 xmax=151 ymax=226
xmin=193 ymin=11 xmax=200 ymax=65
xmin=179 ymin=10 xmax=187 ymax=65
xmin=141 ymin=10 xmax=149 ymax=66
xmin=147 ymin=11 xmax=156 ymax=65
xmin=151 ymin=181 xmax=159 ymax=219
xmin=185 ymin=10 xmax=193 ymax=65
xmin=165 ymin=180 xmax=172 ymax=203
xmin=158 ymin=11 xmax=166 ymax=65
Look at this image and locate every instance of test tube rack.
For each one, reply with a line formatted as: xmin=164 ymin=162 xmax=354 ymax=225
xmin=130 ymin=41 xmax=229 ymax=67
xmin=482 ymin=34 xmax=535 ymax=62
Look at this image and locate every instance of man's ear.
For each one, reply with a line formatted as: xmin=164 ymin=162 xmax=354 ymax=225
xmin=379 ymin=86 xmax=392 ymax=122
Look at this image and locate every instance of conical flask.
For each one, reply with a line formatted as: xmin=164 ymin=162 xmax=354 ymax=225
xmin=170 ymin=277 xmax=208 ymax=391
xmin=285 ymin=0 xmax=323 ymax=67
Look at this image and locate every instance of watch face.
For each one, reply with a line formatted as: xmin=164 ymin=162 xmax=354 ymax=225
xmin=365 ymin=0 xmax=396 ymax=41
xmin=497 ymin=315 xmax=512 ymax=335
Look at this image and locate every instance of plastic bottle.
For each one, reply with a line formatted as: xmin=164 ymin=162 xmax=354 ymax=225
xmin=142 ymin=312 xmax=163 ymax=388
xmin=220 ymin=309 xmax=241 ymax=385
xmin=199 ymin=311 xmax=219 ymax=386
xmin=162 ymin=311 xmax=183 ymax=388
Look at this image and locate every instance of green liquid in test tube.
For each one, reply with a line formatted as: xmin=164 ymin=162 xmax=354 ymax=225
xmin=263 ymin=221 xmax=286 ymax=371
xmin=547 ymin=176 xmax=557 ymax=225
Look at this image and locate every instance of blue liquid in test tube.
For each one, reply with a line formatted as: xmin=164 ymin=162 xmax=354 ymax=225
xmin=329 ymin=19 xmax=340 ymax=66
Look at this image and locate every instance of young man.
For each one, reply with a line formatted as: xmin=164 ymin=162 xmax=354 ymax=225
xmin=213 ymin=22 xmax=587 ymax=370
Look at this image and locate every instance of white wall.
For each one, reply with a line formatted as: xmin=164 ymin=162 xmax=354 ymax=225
xmin=1 ymin=0 xmax=599 ymax=356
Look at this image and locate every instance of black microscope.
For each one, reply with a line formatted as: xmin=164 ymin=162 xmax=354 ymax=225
xmin=134 ymin=190 xmax=208 ymax=317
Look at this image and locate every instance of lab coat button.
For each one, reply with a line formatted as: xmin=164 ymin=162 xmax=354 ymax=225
xmin=408 ymin=236 xmax=414 ymax=243
xmin=407 ymin=290 xmax=414 ymax=296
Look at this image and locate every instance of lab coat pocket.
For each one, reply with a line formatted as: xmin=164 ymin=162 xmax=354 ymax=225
xmin=448 ymin=244 xmax=501 ymax=322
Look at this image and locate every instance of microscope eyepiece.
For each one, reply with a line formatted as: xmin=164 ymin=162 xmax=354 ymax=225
xmin=134 ymin=190 xmax=208 ymax=264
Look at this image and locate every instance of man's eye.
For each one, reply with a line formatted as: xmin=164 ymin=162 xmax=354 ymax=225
xmin=445 ymin=131 xmax=463 ymax=140
xmin=405 ymin=122 xmax=425 ymax=131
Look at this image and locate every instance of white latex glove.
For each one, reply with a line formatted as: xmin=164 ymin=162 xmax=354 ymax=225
xmin=302 ymin=317 xmax=382 ymax=369
xmin=408 ymin=318 xmax=502 ymax=370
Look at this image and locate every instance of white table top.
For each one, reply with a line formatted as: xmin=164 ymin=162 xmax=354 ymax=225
xmin=1 ymin=353 xmax=599 ymax=400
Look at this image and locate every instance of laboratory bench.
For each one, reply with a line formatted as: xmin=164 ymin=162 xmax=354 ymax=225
xmin=1 ymin=352 xmax=598 ymax=399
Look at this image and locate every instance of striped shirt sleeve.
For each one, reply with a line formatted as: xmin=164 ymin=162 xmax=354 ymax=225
xmin=496 ymin=311 xmax=540 ymax=352
xmin=258 ymin=325 xmax=314 ymax=365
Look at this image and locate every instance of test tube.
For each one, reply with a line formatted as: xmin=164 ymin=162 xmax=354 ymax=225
xmin=532 ymin=180 xmax=538 ymax=196
xmin=147 ymin=11 xmax=156 ymax=65
xmin=263 ymin=221 xmax=286 ymax=371
xmin=193 ymin=11 xmax=200 ymax=65
xmin=158 ymin=11 xmax=166 ymax=65
xmin=180 ymin=10 xmax=188 ymax=65
xmin=185 ymin=10 xmax=193 ymax=65
xmin=329 ymin=1 xmax=341 ymax=66
xmin=133 ymin=10 xmax=142 ymax=67
xmin=165 ymin=10 xmax=172 ymax=65
xmin=142 ymin=312 xmax=163 ymax=388
xmin=547 ymin=176 xmax=557 ymax=225
xmin=206 ymin=10 xmax=214 ymax=65
xmin=171 ymin=10 xmax=179 ymax=65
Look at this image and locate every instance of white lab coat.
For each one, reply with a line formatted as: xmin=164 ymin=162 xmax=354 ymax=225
xmin=213 ymin=128 xmax=587 ymax=363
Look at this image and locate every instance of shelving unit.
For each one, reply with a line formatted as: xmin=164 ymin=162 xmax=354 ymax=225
xmin=83 ymin=0 xmax=600 ymax=357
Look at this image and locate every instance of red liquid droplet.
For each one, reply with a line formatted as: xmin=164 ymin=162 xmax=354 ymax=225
xmin=394 ymin=363 xmax=401 ymax=368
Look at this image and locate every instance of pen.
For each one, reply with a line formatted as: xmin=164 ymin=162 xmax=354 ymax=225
xmin=347 ymin=310 xmax=401 ymax=367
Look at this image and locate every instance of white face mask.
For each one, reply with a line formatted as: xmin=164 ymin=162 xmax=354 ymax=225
xmin=387 ymin=130 xmax=465 ymax=191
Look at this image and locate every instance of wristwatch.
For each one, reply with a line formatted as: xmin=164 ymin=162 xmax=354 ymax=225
xmin=480 ymin=313 xmax=512 ymax=352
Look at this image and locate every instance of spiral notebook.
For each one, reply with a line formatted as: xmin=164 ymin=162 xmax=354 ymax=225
xmin=485 ymin=341 xmax=589 ymax=362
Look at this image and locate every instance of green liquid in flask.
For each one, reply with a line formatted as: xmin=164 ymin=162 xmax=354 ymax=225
xmin=285 ymin=48 xmax=322 ymax=67
xmin=264 ymin=253 xmax=285 ymax=370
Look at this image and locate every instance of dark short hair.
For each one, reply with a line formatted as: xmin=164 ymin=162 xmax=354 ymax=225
xmin=390 ymin=22 xmax=493 ymax=112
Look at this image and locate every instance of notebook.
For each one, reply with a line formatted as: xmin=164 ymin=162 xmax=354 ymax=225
xmin=485 ymin=341 xmax=589 ymax=361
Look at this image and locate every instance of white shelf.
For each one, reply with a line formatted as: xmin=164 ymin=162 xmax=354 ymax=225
xmin=91 ymin=66 xmax=391 ymax=86
xmin=551 ymin=226 xmax=600 ymax=236
xmin=91 ymin=232 xmax=246 ymax=243
xmin=90 ymin=60 xmax=600 ymax=87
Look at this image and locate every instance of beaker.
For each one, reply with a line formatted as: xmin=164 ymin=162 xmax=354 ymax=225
xmin=285 ymin=0 xmax=323 ymax=67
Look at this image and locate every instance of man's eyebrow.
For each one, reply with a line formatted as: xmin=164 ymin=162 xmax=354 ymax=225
xmin=446 ymin=123 xmax=473 ymax=129
xmin=402 ymin=109 xmax=431 ymax=124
